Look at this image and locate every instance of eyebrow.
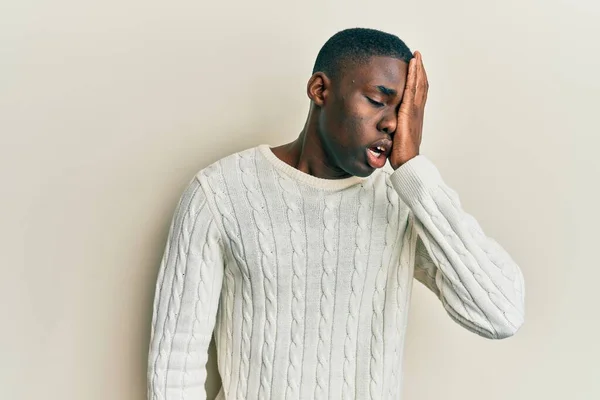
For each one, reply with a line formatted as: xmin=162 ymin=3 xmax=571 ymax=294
xmin=376 ymin=85 xmax=397 ymax=97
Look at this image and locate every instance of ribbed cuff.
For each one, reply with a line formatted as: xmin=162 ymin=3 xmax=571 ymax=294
xmin=388 ymin=155 xmax=443 ymax=206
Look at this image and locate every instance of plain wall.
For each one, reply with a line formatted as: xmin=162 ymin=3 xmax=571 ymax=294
xmin=1 ymin=0 xmax=598 ymax=399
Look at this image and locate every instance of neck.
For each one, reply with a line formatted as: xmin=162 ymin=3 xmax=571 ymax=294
xmin=271 ymin=106 xmax=352 ymax=180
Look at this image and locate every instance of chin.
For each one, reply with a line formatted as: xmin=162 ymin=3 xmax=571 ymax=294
xmin=335 ymin=149 xmax=374 ymax=178
xmin=346 ymin=160 xmax=375 ymax=178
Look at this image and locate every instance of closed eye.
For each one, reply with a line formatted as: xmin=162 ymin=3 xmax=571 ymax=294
xmin=365 ymin=96 xmax=384 ymax=108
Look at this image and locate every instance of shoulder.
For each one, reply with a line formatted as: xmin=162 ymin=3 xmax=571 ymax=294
xmin=186 ymin=145 xmax=261 ymax=206
xmin=194 ymin=145 xmax=260 ymax=182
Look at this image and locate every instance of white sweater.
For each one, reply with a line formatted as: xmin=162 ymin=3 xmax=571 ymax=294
xmin=147 ymin=144 xmax=525 ymax=400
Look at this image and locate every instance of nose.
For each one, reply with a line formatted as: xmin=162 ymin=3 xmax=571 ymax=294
xmin=377 ymin=109 xmax=397 ymax=135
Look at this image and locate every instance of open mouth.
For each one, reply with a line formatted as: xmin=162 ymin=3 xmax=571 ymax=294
xmin=369 ymin=146 xmax=386 ymax=157
xmin=366 ymin=145 xmax=389 ymax=169
xmin=366 ymin=140 xmax=392 ymax=169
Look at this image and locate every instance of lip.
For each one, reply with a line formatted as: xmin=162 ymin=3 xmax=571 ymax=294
xmin=365 ymin=138 xmax=392 ymax=169
xmin=367 ymin=138 xmax=392 ymax=159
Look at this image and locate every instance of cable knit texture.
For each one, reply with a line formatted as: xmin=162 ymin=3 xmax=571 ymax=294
xmin=147 ymin=144 xmax=526 ymax=400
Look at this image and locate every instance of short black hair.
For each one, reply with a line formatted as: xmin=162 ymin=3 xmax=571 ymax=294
xmin=312 ymin=28 xmax=413 ymax=80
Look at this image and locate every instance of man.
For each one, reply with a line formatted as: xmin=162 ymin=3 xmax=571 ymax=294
xmin=147 ymin=28 xmax=525 ymax=400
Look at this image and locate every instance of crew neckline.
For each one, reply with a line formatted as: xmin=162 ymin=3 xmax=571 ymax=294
xmin=257 ymin=144 xmax=369 ymax=191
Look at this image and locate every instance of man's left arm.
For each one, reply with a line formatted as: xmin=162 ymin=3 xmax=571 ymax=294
xmin=389 ymin=155 xmax=525 ymax=339
xmin=388 ymin=51 xmax=525 ymax=339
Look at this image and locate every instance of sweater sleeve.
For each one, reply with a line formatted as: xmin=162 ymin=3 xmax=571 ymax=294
xmin=388 ymin=155 xmax=525 ymax=339
xmin=147 ymin=176 xmax=224 ymax=399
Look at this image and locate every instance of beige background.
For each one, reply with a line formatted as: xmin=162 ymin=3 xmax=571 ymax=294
xmin=1 ymin=0 xmax=598 ymax=399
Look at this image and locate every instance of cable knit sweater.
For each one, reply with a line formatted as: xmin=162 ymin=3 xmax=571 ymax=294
xmin=147 ymin=144 xmax=525 ymax=400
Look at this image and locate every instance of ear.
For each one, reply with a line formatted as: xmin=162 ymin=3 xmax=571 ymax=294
xmin=306 ymin=72 xmax=331 ymax=107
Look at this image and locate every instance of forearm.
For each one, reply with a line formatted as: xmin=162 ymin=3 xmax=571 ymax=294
xmin=390 ymin=155 xmax=525 ymax=339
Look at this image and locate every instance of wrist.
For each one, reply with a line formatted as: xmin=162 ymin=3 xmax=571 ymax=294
xmin=390 ymin=152 xmax=419 ymax=170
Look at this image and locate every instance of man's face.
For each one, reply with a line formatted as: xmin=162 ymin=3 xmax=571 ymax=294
xmin=318 ymin=56 xmax=409 ymax=177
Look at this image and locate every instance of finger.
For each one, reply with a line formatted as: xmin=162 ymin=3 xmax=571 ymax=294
xmin=418 ymin=52 xmax=428 ymax=87
xmin=401 ymin=55 xmax=418 ymax=106
xmin=415 ymin=52 xmax=429 ymax=106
